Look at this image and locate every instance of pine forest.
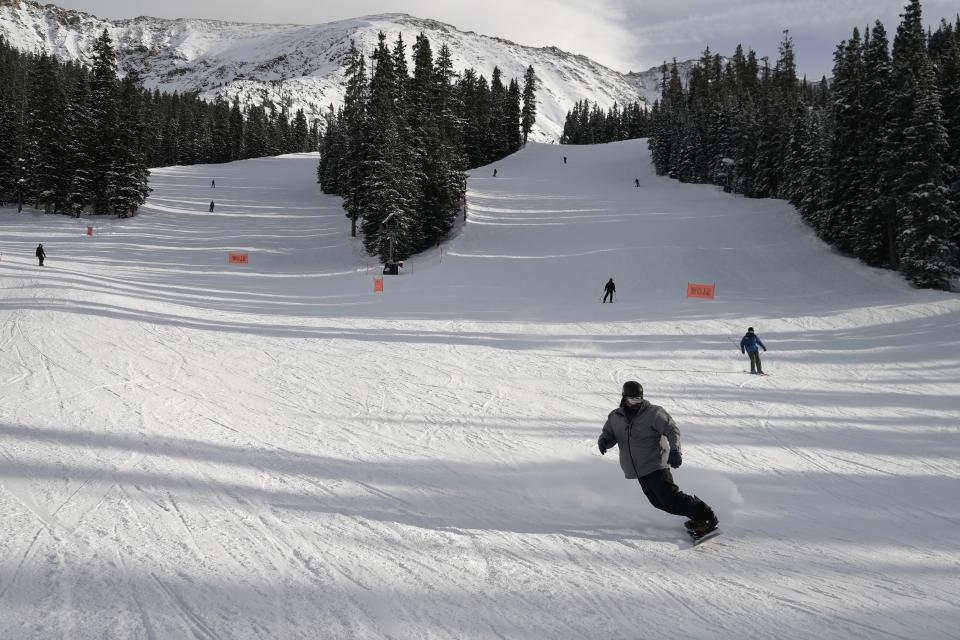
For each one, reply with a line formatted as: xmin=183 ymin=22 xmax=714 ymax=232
xmin=0 ymin=30 xmax=320 ymax=217
xmin=645 ymin=0 xmax=960 ymax=290
xmin=317 ymin=33 xmax=538 ymax=263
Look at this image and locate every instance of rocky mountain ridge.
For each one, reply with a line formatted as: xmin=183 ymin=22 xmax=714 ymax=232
xmin=0 ymin=0 xmax=675 ymax=140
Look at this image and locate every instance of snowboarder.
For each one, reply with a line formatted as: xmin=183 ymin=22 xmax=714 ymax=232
xmin=209 ymin=201 xmax=215 ymax=212
xmin=493 ymin=169 xmax=498 ymax=178
xmin=635 ymin=178 xmax=640 ymax=188
xmin=211 ymin=179 xmax=216 ymax=188
xmin=598 ymin=381 xmax=719 ymax=540
xmin=35 ymin=243 xmax=45 ymax=267
xmin=603 ymin=278 xmax=616 ymax=303
xmin=740 ymin=327 xmax=767 ymax=374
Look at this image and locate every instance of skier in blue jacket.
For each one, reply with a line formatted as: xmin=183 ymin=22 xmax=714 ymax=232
xmin=740 ymin=327 xmax=767 ymax=374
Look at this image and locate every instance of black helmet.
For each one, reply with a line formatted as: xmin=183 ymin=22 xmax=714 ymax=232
xmin=747 ymin=327 xmax=754 ymax=333
xmin=622 ymin=381 xmax=643 ymax=399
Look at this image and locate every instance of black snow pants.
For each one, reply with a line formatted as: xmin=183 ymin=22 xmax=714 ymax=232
xmin=638 ymin=468 xmax=713 ymax=522
xmin=603 ymin=290 xmax=614 ymax=303
xmin=748 ymin=351 xmax=763 ymax=374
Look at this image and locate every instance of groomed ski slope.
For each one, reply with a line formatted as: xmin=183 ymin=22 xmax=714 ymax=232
xmin=0 ymin=139 xmax=958 ymax=639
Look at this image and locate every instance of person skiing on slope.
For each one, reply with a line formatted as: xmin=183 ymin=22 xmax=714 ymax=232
xmin=209 ymin=201 xmax=215 ymax=212
xmin=563 ymin=156 xmax=568 ymax=164
xmin=598 ymin=381 xmax=718 ymax=540
xmin=740 ymin=327 xmax=767 ymax=374
xmin=635 ymin=178 xmax=640 ymax=188
xmin=211 ymin=179 xmax=216 ymax=188
xmin=493 ymin=169 xmax=498 ymax=178
xmin=603 ymin=278 xmax=616 ymax=303
xmin=35 ymin=243 xmax=45 ymax=267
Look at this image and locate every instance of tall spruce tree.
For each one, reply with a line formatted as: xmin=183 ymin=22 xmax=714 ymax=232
xmin=23 ymin=52 xmax=69 ymax=212
xmin=110 ymin=74 xmax=151 ymax=216
xmin=341 ymin=40 xmax=369 ymax=237
xmin=360 ymin=33 xmax=418 ymax=262
xmin=87 ymin=29 xmax=120 ymax=213
xmin=0 ymin=81 xmax=18 ymax=206
xmin=521 ymin=65 xmax=537 ymax=144
xmin=823 ymin=29 xmax=864 ymax=252
xmin=856 ymin=21 xmax=893 ymax=266
xmin=896 ymin=54 xmax=958 ymax=288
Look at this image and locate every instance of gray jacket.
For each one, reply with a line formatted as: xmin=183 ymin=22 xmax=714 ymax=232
xmin=600 ymin=400 xmax=682 ymax=479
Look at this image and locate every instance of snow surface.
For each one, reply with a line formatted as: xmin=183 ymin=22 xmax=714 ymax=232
xmin=0 ymin=140 xmax=958 ymax=639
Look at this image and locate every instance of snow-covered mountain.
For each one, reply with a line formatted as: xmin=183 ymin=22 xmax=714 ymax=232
xmin=0 ymin=0 xmax=665 ymax=141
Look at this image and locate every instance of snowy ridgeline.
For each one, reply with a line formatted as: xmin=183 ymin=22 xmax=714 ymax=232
xmin=0 ymin=0 xmax=670 ymax=141
xmin=0 ymin=140 xmax=958 ymax=638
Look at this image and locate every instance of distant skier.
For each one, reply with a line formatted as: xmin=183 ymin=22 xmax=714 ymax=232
xmin=493 ymin=169 xmax=498 ymax=178
xmin=740 ymin=327 xmax=768 ymax=374
xmin=211 ymin=179 xmax=216 ymax=188
xmin=598 ymin=381 xmax=719 ymax=541
xmin=635 ymin=178 xmax=640 ymax=188
xmin=35 ymin=243 xmax=45 ymax=267
xmin=603 ymin=278 xmax=616 ymax=303
xmin=209 ymin=201 xmax=215 ymax=212
xmin=563 ymin=156 xmax=568 ymax=164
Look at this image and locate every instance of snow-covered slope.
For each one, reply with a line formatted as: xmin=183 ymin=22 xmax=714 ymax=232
xmin=0 ymin=0 xmax=657 ymax=141
xmin=0 ymin=141 xmax=958 ymax=638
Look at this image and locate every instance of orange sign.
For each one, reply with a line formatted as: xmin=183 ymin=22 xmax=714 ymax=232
xmin=687 ymin=282 xmax=716 ymax=299
xmin=86 ymin=226 xmax=93 ymax=236
xmin=229 ymin=252 xmax=249 ymax=265
xmin=374 ymin=277 xmax=384 ymax=293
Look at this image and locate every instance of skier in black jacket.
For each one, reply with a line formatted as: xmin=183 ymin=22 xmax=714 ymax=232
xmin=603 ymin=278 xmax=616 ymax=303
xmin=598 ymin=381 xmax=718 ymax=540
xmin=35 ymin=243 xmax=45 ymax=267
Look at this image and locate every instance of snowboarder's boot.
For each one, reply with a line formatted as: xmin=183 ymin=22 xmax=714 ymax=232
xmin=688 ymin=514 xmax=719 ymax=540
xmin=683 ymin=519 xmax=698 ymax=531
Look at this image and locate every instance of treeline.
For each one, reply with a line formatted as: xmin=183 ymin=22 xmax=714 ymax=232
xmin=649 ymin=0 xmax=960 ymax=290
xmin=0 ymin=30 xmax=320 ymax=217
xmin=318 ymin=33 xmax=537 ymax=262
xmin=561 ymin=100 xmax=650 ymax=144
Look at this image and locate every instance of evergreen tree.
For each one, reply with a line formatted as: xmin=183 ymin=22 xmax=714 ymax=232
xmin=856 ymin=21 xmax=894 ymax=266
xmin=87 ymin=29 xmax=120 ymax=213
xmin=110 ymin=74 xmax=151 ymax=216
xmin=822 ymin=29 xmax=864 ymax=252
xmin=521 ymin=65 xmax=538 ymax=144
xmin=0 ymin=81 xmax=18 ymax=206
xmin=340 ymin=40 xmax=369 ymax=237
xmin=23 ymin=53 xmax=69 ymax=212
xmin=292 ymin=109 xmax=310 ymax=152
xmin=360 ymin=33 xmax=418 ymax=262
xmin=506 ymin=78 xmax=522 ymax=152
xmin=896 ymin=55 xmax=958 ymax=288
xmin=66 ymin=74 xmax=96 ymax=216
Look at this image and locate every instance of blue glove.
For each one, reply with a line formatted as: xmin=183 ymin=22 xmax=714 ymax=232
xmin=668 ymin=449 xmax=682 ymax=468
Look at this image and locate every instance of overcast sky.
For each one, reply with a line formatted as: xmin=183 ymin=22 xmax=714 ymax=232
xmin=60 ymin=0 xmax=960 ymax=77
